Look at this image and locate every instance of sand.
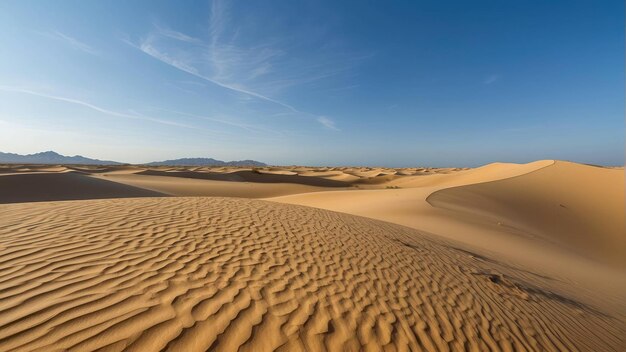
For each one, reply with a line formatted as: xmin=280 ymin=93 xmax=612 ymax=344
xmin=0 ymin=172 xmax=164 ymax=204
xmin=1 ymin=197 xmax=623 ymax=351
xmin=270 ymin=160 xmax=625 ymax=267
xmin=0 ymin=160 xmax=624 ymax=351
xmin=270 ymin=161 xmax=626 ymax=313
xmin=427 ymin=161 xmax=626 ymax=266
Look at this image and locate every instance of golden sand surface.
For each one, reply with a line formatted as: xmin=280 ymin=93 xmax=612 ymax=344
xmin=1 ymin=197 xmax=623 ymax=351
xmin=0 ymin=160 xmax=624 ymax=351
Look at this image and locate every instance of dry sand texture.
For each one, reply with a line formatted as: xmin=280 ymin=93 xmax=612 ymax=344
xmin=0 ymin=160 xmax=624 ymax=351
xmin=0 ymin=198 xmax=623 ymax=351
xmin=0 ymin=163 xmax=465 ymax=203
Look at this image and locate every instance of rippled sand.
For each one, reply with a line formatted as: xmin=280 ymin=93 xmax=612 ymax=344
xmin=0 ymin=197 xmax=622 ymax=351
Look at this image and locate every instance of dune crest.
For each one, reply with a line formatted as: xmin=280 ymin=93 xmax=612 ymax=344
xmin=427 ymin=161 xmax=626 ymax=266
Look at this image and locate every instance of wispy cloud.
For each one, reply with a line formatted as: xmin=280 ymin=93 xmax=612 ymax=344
xmin=484 ymin=74 xmax=500 ymax=85
xmin=0 ymin=86 xmax=192 ymax=128
xmin=124 ymin=0 xmax=358 ymax=130
xmin=45 ymin=31 xmax=99 ymax=56
xmin=129 ymin=37 xmax=301 ymax=113
xmin=153 ymin=24 xmax=202 ymax=44
xmin=317 ymin=116 xmax=339 ymax=131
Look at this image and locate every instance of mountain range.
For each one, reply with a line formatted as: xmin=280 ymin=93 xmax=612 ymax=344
xmin=0 ymin=151 xmax=266 ymax=167
xmin=0 ymin=151 xmax=122 ymax=165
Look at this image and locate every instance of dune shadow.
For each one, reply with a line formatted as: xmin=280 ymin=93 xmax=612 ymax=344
xmin=137 ymin=169 xmax=350 ymax=187
xmin=0 ymin=172 xmax=165 ymax=204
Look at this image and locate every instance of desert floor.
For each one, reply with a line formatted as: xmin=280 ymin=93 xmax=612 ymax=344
xmin=0 ymin=160 xmax=624 ymax=351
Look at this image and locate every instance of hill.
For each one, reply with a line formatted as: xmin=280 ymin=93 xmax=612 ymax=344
xmin=0 ymin=151 xmax=121 ymax=165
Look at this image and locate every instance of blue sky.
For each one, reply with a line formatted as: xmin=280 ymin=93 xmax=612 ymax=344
xmin=0 ymin=0 xmax=623 ymax=166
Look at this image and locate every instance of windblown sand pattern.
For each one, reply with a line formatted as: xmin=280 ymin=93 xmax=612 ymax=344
xmin=0 ymin=197 xmax=623 ymax=351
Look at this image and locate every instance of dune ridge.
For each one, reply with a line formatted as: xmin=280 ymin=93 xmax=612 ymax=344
xmin=269 ymin=160 xmax=626 ymax=266
xmin=427 ymin=161 xmax=626 ymax=266
xmin=0 ymin=163 xmax=468 ymax=203
xmin=0 ymin=197 xmax=623 ymax=351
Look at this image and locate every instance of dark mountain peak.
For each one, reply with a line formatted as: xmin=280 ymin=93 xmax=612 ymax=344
xmin=35 ymin=151 xmax=61 ymax=156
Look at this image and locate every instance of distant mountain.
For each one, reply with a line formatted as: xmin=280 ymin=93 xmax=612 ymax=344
xmin=146 ymin=157 xmax=267 ymax=167
xmin=0 ymin=151 xmax=266 ymax=167
xmin=0 ymin=151 xmax=122 ymax=165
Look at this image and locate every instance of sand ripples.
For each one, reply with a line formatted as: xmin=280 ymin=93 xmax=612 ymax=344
xmin=0 ymin=197 xmax=622 ymax=351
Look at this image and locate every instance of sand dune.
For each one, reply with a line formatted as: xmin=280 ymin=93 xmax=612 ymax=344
xmin=0 ymin=172 xmax=164 ymax=203
xmin=137 ymin=169 xmax=350 ymax=187
xmin=0 ymin=164 xmax=464 ymax=203
xmin=428 ymin=161 xmax=626 ymax=266
xmin=0 ymin=165 xmax=72 ymax=174
xmin=386 ymin=160 xmax=554 ymax=189
xmin=269 ymin=161 xmax=559 ymax=261
xmin=0 ymin=165 xmax=355 ymax=203
xmin=0 ymin=197 xmax=622 ymax=351
xmin=269 ymin=160 xmax=626 ymax=312
xmin=0 ymin=160 xmax=624 ymax=351
xmin=99 ymin=173 xmax=339 ymax=199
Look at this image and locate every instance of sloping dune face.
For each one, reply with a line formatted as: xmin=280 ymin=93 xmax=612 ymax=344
xmin=428 ymin=161 xmax=626 ymax=266
xmin=0 ymin=198 xmax=622 ymax=351
xmin=0 ymin=172 xmax=165 ymax=204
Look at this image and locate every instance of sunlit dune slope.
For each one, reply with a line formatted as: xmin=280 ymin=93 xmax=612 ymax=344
xmin=386 ymin=160 xmax=554 ymax=189
xmin=0 ymin=197 xmax=623 ymax=351
xmin=269 ymin=161 xmax=555 ymax=252
xmin=427 ymin=161 xmax=626 ymax=266
xmin=269 ymin=160 xmax=626 ymax=304
xmin=270 ymin=160 xmax=626 ymax=266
